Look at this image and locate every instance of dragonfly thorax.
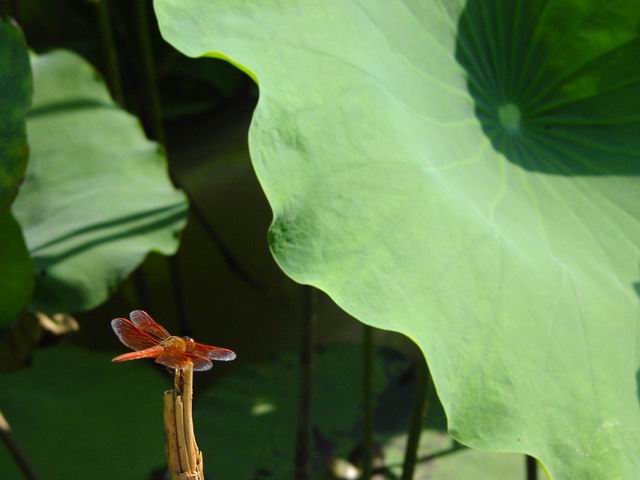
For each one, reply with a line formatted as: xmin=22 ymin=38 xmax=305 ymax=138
xmin=160 ymin=336 xmax=188 ymax=351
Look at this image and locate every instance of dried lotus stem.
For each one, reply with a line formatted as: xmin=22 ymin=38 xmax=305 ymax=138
xmin=164 ymin=364 xmax=204 ymax=480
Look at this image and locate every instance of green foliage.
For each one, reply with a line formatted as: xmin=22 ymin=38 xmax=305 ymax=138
xmin=0 ymin=18 xmax=31 ymax=209
xmin=0 ymin=344 xmax=523 ymax=479
xmin=0 ymin=344 xmax=167 ymax=479
xmin=0 ymin=213 xmax=33 ymax=325
xmin=12 ymin=50 xmax=188 ymax=314
xmin=0 ymin=19 xmax=33 ymax=326
xmin=154 ymin=1 xmax=640 ymax=478
xmin=195 ymin=345 xmax=392 ymax=478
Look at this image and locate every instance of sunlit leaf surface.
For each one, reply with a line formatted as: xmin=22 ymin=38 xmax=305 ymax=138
xmin=12 ymin=50 xmax=188 ymax=313
xmin=154 ymin=1 xmax=640 ymax=477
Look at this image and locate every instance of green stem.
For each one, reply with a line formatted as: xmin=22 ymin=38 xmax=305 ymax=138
xmin=526 ymin=455 xmax=538 ymax=480
xmin=400 ymin=358 xmax=431 ymax=480
xmin=94 ymin=0 xmax=123 ymax=105
xmin=361 ymin=324 xmax=374 ymax=479
xmin=295 ymin=286 xmax=317 ymax=480
xmin=134 ymin=0 xmax=165 ymax=144
xmin=168 ymin=254 xmax=190 ymax=336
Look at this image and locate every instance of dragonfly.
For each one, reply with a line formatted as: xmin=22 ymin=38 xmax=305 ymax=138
xmin=111 ymin=310 xmax=236 ymax=371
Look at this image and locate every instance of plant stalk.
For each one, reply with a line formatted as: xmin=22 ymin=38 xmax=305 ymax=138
xmin=0 ymin=410 xmax=39 ymax=480
xmin=134 ymin=0 xmax=165 ymax=144
xmin=400 ymin=358 xmax=431 ymax=480
xmin=164 ymin=365 xmax=204 ymax=479
xmin=361 ymin=324 xmax=374 ymax=479
xmin=295 ymin=286 xmax=317 ymax=479
xmin=94 ymin=0 xmax=124 ymax=105
xmin=526 ymin=455 xmax=538 ymax=480
xmin=169 ymin=254 xmax=190 ymax=336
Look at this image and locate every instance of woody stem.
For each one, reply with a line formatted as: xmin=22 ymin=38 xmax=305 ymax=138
xmin=165 ymin=364 xmax=203 ymax=479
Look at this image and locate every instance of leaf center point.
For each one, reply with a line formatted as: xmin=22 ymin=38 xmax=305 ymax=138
xmin=498 ymin=103 xmax=521 ymax=134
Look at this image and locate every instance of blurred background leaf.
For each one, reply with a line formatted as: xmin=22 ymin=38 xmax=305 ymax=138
xmin=11 ymin=49 xmax=188 ymax=314
xmin=0 ymin=343 xmax=167 ymax=479
xmin=0 ymin=19 xmax=33 ymax=327
xmin=0 ymin=214 xmax=33 ymax=327
xmin=0 ymin=17 xmax=30 ymax=209
xmin=195 ymin=345 xmax=395 ymax=479
xmin=194 ymin=345 xmax=524 ymax=480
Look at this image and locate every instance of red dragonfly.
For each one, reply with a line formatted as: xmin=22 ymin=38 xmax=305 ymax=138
xmin=111 ymin=310 xmax=236 ymax=371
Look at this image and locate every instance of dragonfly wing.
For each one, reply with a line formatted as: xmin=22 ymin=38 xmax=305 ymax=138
xmin=155 ymin=349 xmax=214 ymax=371
xmin=112 ymin=345 xmax=163 ymax=363
xmin=111 ymin=318 xmax=158 ymax=351
xmin=187 ymin=341 xmax=236 ymax=362
xmin=129 ymin=310 xmax=170 ymax=340
xmin=186 ymin=354 xmax=213 ymax=371
xmin=155 ymin=349 xmax=190 ymax=370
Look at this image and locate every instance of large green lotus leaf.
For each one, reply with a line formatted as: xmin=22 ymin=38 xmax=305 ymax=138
xmin=0 ymin=18 xmax=31 ymax=209
xmin=155 ymin=1 xmax=640 ymax=478
xmin=0 ymin=344 xmax=167 ymax=479
xmin=12 ymin=50 xmax=188 ymax=313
